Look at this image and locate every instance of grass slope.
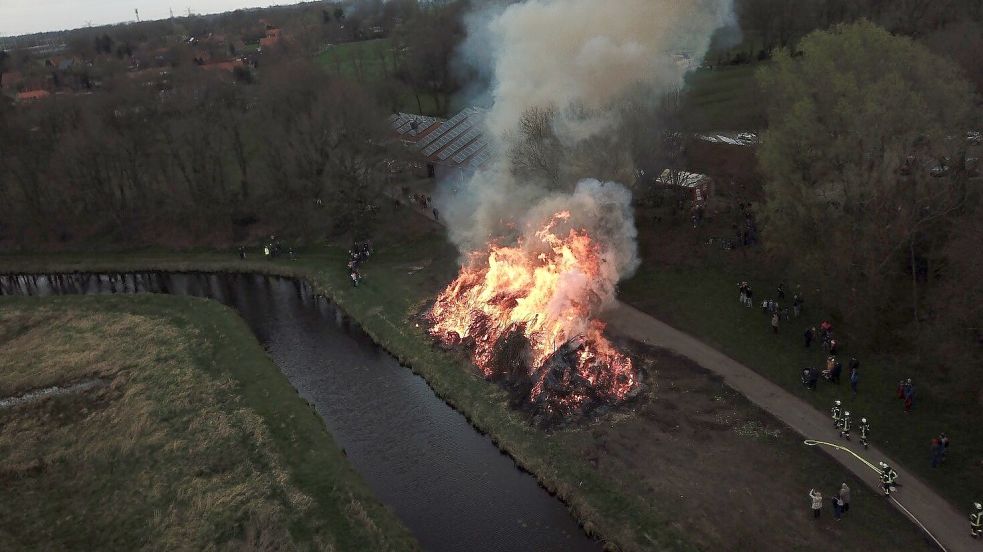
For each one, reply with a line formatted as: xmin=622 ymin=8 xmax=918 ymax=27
xmin=0 ymin=294 xmax=416 ymax=551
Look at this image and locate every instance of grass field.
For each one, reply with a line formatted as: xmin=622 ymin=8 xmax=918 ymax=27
xmin=0 ymin=212 xmax=934 ymax=550
xmin=619 ymin=261 xmax=983 ymax=513
xmin=680 ymin=64 xmax=764 ymax=131
xmin=0 ymin=295 xmax=416 ymax=551
xmin=316 ymin=38 xmax=444 ymax=115
xmin=318 ymin=38 xmax=395 ymax=81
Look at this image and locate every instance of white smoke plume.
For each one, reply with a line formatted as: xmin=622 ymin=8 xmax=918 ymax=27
xmin=439 ymin=0 xmax=735 ymax=284
xmin=482 ymin=0 xmax=735 ymax=140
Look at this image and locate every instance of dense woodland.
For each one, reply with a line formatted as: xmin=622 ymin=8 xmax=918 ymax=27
xmin=1 ymin=0 xmax=982 ymax=392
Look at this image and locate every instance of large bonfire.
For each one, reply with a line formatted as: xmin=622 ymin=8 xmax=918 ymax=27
xmin=428 ymin=210 xmax=638 ymax=421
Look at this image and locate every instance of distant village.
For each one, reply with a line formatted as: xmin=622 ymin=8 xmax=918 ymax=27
xmin=0 ymin=19 xmax=289 ymax=104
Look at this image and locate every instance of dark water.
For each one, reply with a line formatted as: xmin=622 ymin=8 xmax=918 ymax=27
xmin=0 ymin=272 xmax=598 ymax=552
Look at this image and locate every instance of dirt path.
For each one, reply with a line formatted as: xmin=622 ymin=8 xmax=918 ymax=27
xmin=604 ymin=301 xmax=969 ymax=552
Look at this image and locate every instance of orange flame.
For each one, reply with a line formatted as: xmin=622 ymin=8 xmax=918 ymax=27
xmin=428 ymin=211 xmax=637 ymax=414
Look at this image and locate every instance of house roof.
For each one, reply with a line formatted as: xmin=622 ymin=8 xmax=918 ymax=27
xmin=260 ymin=28 xmax=282 ymax=48
xmin=16 ymin=89 xmax=51 ymax=102
xmin=0 ymin=71 xmax=23 ymax=90
xmin=415 ymin=107 xmax=491 ymax=168
xmin=201 ymin=59 xmax=243 ymax=71
xmin=389 ymin=107 xmax=494 ymax=171
xmin=390 ymin=112 xmax=442 ymax=140
xmin=695 ymin=131 xmax=758 ymax=146
xmin=655 ymin=169 xmax=708 ymax=188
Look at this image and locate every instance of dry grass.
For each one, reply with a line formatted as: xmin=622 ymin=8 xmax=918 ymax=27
xmin=0 ymin=298 xmax=414 ymax=551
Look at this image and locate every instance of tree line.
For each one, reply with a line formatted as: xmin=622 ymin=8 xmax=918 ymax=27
xmin=757 ymin=21 xmax=982 ymax=392
xmin=0 ymin=59 xmax=391 ymax=247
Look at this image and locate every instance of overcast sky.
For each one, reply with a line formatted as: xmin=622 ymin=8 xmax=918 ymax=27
xmin=1 ymin=1 xmax=300 ymax=37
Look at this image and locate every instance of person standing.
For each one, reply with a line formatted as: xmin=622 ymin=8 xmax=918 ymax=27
xmin=746 ymin=286 xmax=753 ymax=308
xmin=778 ymin=281 xmax=785 ymax=299
xmin=903 ymin=379 xmax=915 ymax=413
xmin=971 ymin=502 xmax=983 ymax=538
xmin=839 ymin=411 xmax=852 ymax=439
xmin=238 ymin=245 xmax=246 ymax=260
xmin=804 ymin=326 xmax=814 ymax=348
xmin=848 ymin=358 xmax=860 ymax=395
xmin=809 ymin=489 xmax=823 ymax=519
xmin=879 ymin=463 xmax=898 ymax=495
xmin=931 ymin=437 xmax=944 ymax=468
xmin=831 ymin=400 xmax=843 ymax=429
xmin=858 ymin=417 xmax=871 ymax=449
xmin=839 ymin=483 xmax=851 ymax=515
xmin=771 ymin=312 xmax=779 ymax=334
xmin=940 ymin=433 xmax=950 ymax=463
xmin=832 ymin=494 xmax=844 ymax=520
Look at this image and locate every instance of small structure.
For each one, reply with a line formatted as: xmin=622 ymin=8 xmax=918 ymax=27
xmin=260 ymin=27 xmax=282 ymax=50
xmin=654 ymin=169 xmax=712 ymax=203
xmin=388 ymin=107 xmax=492 ymax=181
xmin=15 ymin=89 xmax=51 ymax=103
xmin=695 ymin=131 xmax=758 ymax=146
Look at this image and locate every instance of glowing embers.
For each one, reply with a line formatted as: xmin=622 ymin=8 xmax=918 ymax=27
xmin=428 ymin=211 xmax=638 ymax=423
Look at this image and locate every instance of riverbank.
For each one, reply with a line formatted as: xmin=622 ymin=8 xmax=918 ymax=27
xmin=0 ymin=240 xmax=931 ymax=551
xmin=0 ymin=294 xmax=417 ymax=551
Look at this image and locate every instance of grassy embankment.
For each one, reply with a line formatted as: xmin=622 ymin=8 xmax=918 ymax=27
xmin=620 ymin=261 xmax=983 ymax=511
xmin=316 ymin=37 xmax=443 ymax=115
xmin=0 ymin=224 xmax=932 ymax=551
xmin=0 ymin=294 xmax=416 ymax=551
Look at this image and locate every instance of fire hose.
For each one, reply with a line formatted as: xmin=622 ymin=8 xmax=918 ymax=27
xmin=804 ymin=439 xmax=947 ymax=552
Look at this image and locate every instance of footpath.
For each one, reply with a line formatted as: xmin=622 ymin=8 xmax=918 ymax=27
xmin=604 ymin=301 xmax=970 ymax=552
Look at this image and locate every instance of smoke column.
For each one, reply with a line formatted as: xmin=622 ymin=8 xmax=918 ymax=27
xmin=439 ymin=0 xmax=735 ymax=305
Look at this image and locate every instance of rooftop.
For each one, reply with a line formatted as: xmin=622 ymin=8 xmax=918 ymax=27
xmin=655 ymin=169 xmax=709 ymax=188
xmin=15 ymin=89 xmax=51 ymax=102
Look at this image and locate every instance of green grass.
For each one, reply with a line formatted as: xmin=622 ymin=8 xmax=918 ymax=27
xmin=315 ymin=38 xmax=445 ymax=115
xmin=0 ymin=294 xmax=416 ymax=551
xmin=619 ymin=263 xmax=982 ymax=512
xmin=318 ymin=38 xmax=395 ymax=81
xmin=681 ymin=64 xmax=764 ymax=131
xmin=0 ymin=227 xmax=936 ymax=551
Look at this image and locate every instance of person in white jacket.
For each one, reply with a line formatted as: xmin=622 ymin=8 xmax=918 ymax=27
xmin=809 ymin=489 xmax=823 ymax=519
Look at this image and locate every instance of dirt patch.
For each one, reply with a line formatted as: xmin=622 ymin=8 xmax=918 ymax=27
xmin=556 ymin=339 xmax=928 ymax=551
xmin=0 ymin=378 xmax=108 ymax=410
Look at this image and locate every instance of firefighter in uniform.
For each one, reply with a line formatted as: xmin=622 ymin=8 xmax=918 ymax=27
xmin=831 ymin=400 xmax=843 ymax=429
xmin=858 ymin=417 xmax=870 ymax=449
xmin=839 ymin=411 xmax=852 ymax=439
xmin=879 ymin=462 xmax=898 ymax=495
xmin=971 ymin=502 xmax=982 ymax=538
